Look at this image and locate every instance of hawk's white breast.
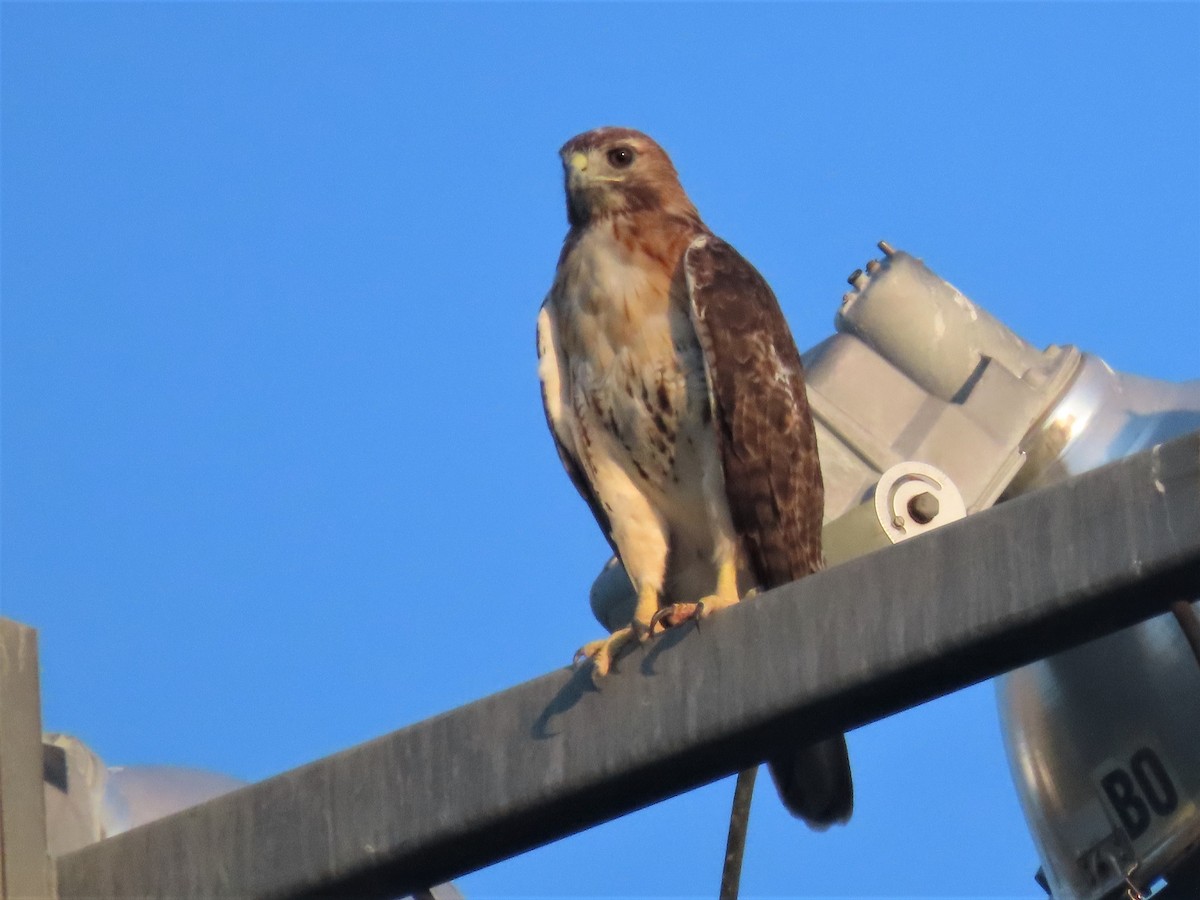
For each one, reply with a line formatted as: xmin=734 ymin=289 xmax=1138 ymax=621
xmin=545 ymin=224 xmax=739 ymax=602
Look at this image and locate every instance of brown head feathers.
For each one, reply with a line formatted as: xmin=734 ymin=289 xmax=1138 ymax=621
xmin=559 ymin=127 xmax=700 ymax=230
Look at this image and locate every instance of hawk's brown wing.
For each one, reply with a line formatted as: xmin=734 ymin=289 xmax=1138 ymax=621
xmin=684 ymin=234 xmax=852 ymax=829
xmin=683 ymin=234 xmax=824 ymax=587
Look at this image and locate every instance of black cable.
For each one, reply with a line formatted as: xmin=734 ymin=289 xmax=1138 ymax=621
xmin=719 ymin=766 xmax=758 ymax=900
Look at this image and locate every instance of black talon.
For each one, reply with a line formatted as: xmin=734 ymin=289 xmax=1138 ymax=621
xmin=649 ymin=606 xmax=674 ymax=636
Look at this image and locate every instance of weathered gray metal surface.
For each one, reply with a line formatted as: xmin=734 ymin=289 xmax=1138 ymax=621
xmin=0 ymin=619 xmax=54 ymax=900
xmin=56 ymin=433 xmax=1200 ymax=900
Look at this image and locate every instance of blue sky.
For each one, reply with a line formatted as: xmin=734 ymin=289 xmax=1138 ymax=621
xmin=3 ymin=3 xmax=1198 ymax=897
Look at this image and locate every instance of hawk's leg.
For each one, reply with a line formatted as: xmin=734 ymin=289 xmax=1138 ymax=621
xmin=650 ymin=558 xmax=741 ymax=634
xmin=575 ymin=583 xmax=659 ymax=678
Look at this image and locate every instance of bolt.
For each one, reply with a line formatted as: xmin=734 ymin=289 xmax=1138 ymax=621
xmin=866 ymin=259 xmax=881 ymax=274
xmin=878 ymin=240 xmax=895 ymax=256
xmin=907 ymin=492 xmax=940 ymax=525
xmin=846 ymin=268 xmax=864 ymax=286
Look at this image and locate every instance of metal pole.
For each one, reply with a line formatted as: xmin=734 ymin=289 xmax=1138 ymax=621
xmin=0 ymin=619 xmax=54 ymax=900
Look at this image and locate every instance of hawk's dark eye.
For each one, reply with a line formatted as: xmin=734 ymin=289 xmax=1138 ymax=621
xmin=607 ymin=146 xmax=636 ymax=169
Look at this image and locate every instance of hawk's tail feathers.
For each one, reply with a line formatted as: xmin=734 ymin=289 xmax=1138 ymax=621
xmin=766 ymin=734 xmax=854 ymax=829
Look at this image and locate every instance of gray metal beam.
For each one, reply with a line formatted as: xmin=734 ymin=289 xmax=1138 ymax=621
xmin=56 ymin=433 xmax=1200 ymax=900
xmin=1 ymin=619 xmax=54 ymax=900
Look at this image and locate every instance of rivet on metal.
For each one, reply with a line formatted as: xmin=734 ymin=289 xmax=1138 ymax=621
xmin=907 ymin=492 xmax=940 ymax=525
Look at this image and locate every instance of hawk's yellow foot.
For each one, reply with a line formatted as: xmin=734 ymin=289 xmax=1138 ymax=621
xmin=649 ymin=560 xmax=742 ymax=634
xmin=648 ymin=595 xmax=734 ymax=633
xmin=574 ymin=625 xmax=638 ymax=679
xmin=575 ymin=583 xmax=659 ymax=679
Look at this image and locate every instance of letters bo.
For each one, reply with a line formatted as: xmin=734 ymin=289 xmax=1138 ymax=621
xmin=1098 ymin=747 xmax=1180 ymax=841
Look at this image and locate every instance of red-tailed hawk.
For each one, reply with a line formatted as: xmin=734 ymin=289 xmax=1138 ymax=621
xmin=537 ymin=127 xmax=852 ymax=831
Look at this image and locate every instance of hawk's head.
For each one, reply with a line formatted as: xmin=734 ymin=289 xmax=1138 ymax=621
xmin=559 ymin=127 xmax=698 ymax=228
